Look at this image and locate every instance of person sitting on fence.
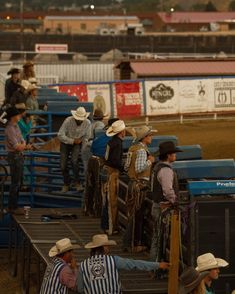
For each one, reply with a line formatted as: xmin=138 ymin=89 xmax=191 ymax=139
xmin=4 ymin=106 xmax=32 ymax=214
xmin=26 ymin=83 xmax=40 ymax=111
xmin=4 ymin=68 xmax=21 ymax=105
xmin=40 ymin=238 xmax=80 ymax=294
xmin=76 ymin=234 xmax=169 ymax=294
xmin=21 ymin=61 xmax=36 ymax=80
xmin=178 ymin=267 xmax=208 ymax=294
xmin=10 ymin=79 xmax=30 ymax=106
xmin=196 ymin=253 xmax=228 ymax=294
xmin=58 ymin=106 xmax=91 ymax=193
xmin=101 ymin=120 xmax=126 ymax=235
xmin=150 ymin=141 xmax=182 ymax=264
xmin=84 ymin=117 xmax=119 ymax=217
xmin=123 ymin=125 xmax=157 ymax=253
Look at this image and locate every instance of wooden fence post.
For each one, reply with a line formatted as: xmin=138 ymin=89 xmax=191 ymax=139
xmin=168 ymin=210 xmax=180 ymax=294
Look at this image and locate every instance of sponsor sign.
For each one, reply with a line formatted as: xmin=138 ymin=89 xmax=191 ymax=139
xmin=35 ymin=44 xmax=68 ymax=54
xmin=87 ymin=84 xmax=111 ymax=116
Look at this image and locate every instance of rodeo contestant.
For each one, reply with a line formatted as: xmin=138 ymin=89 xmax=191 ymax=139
xmin=77 ymin=234 xmax=170 ymax=294
xmin=58 ymin=106 xmax=91 ymax=193
xmin=101 ymin=120 xmax=126 ymax=235
xmin=4 ymin=106 xmax=32 ymax=213
xmin=4 ymin=68 xmax=21 ymax=105
xmin=40 ymin=238 xmax=80 ymax=294
xmin=196 ymin=253 xmax=228 ymax=294
xmin=123 ymin=125 xmax=157 ymax=252
xmin=150 ymin=141 xmax=182 ymax=262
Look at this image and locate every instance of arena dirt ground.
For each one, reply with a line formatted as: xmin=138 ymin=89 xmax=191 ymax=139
xmin=149 ymin=119 xmax=235 ymax=160
xmin=0 ymin=119 xmax=234 ymax=293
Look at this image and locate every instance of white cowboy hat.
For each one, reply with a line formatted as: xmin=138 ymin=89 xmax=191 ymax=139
xmin=28 ymin=84 xmax=40 ymax=91
xmin=28 ymin=77 xmax=37 ymax=84
xmin=106 ymin=120 xmax=125 ymax=137
xmin=135 ymin=125 xmax=158 ymax=142
xmin=71 ymin=106 xmax=90 ymax=121
xmin=20 ymin=79 xmax=31 ymax=90
xmin=84 ymin=234 xmax=117 ymax=249
xmin=49 ymin=238 xmax=81 ymax=257
xmin=196 ymin=253 xmax=229 ymax=272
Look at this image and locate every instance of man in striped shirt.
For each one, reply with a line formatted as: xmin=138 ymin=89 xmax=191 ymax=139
xmin=40 ymin=238 xmax=80 ymax=294
xmin=77 ymin=234 xmax=169 ymax=294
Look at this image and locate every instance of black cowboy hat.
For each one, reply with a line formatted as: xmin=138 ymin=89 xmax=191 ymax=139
xmin=7 ymin=68 xmax=20 ymax=75
xmin=159 ymin=141 xmax=182 ymax=156
xmin=6 ymin=107 xmax=20 ymax=120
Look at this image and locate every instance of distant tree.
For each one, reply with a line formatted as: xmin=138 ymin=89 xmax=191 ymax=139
xmin=205 ymin=1 xmax=217 ymax=11
xmin=229 ymin=0 xmax=235 ymax=10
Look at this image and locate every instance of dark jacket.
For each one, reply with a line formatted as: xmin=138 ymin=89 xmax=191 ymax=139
xmin=4 ymin=78 xmax=20 ymax=104
xmin=105 ymin=135 xmax=124 ymax=171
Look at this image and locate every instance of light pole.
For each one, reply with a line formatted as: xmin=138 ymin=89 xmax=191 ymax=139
xmin=20 ymin=0 xmax=24 ymax=52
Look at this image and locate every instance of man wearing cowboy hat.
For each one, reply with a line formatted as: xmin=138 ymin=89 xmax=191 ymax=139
xmin=150 ymin=141 xmax=182 ymax=263
xmin=10 ymin=79 xmax=30 ymax=106
xmin=77 ymin=234 xmax=169 ymax=294
xmin=123 ymin=125 xmax=157 ymax=252
xmin=40 ymin=238 xmax=80 ymax=294
xmin=196 ymin=253 xmax=229 ymax=294
xmin=101 ymin=120 xmax=126 ymax=235
xmin=4 ymin=106 xmax=31 ymax=213
xmin=26 ymin=83 xmax=40 ymax=111
xmin=58 ymin=106 xmax=91 ymax=193
xmin=4 ymin=68 xmax=21 ymax=105
xmin=178 ymin=266 xmax=209 ymax=294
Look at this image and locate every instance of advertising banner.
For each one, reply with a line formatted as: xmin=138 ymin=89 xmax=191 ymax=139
xmin=113 ymin=82 xmax=143 ymax=117
xmin=86 ymin=84 xmax=111 ymax=116
xmin=58 ymin=84 xmax=88 ymax=101
xmin=212 ymin=79 xmax=235 ymax=111
xmin=178 ymin=79 xmax=209 ymax=113
xmin=145 ymin=80 xmax=179 ymax=115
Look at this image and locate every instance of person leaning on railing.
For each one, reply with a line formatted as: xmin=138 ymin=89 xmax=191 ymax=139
xmin=123 ymin=125 xmax=157 ymax=253
xmin=4 ymin=106 xmax=32 ymax=214
xmin=150 ymin=141 xmax=182 ymax=264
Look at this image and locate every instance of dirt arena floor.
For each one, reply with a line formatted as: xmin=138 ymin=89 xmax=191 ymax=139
xmin=150 ymin=119 xmax=235 ymax=160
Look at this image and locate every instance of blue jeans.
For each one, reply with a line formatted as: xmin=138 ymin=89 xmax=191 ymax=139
xmin=7 ymin=152 xmax=24 ymax=210
xmin=60 ymin=142 xmax=81 ymax=185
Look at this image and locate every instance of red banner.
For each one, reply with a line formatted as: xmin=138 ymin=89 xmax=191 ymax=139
xmin=58 ymin=84 xmax=88 ymax=101
xmin=114 ymin=82 xmax=142 ymax=117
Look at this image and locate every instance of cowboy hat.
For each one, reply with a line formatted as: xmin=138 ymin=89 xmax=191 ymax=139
xmin=20 ymin=80 xmax=31 ymax=90
xmin=106 ymin=120 xmax=125 ymax=137
xmin=7 ymin=68 xmax=20 ymax=75
xmin=196 ymin=253 xmax=229 ymax=272
xmin=93 ymin=109 xmax=108 ymax=120
xmin=178 ymin=267 xmax=209 ymax=294
xmin=159 ymin=141 xmax=182 ymax=156
xmin=15 ymin=103 xmax=28 ymax=113
xmin=71 ymin=107 xmax=90 ymax=121
xmin=27 ymin=84 xmax=40 ymax=92
xmin=6 ymin=107 xmax=20 ymax=120
xmin=49 ymin=238 xmax=81 ymax=257
xmin=135 ymin=126 xmax=158 ymax=142
xmin=28 ymin=77 xmax=37 ymax=84
xmin=85 ymin=234 xmax=117 ymax=249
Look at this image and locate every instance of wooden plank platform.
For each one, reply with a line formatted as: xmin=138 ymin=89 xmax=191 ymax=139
xmin=11 ymin=208 xmax=167 ymax=293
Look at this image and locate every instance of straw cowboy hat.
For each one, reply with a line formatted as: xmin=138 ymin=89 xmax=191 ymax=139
xmin=178 ymin=267 xmax=209 ymax=294
xmin=20 ymin=80 xmax=31 ymax=90
xmin=106 ymin=120 xmax=125 ymax=137
xmin=159 ymin=141 xmax=182 ymax=156
xmin=71 ymin=107 xmax=90 ymax=121
xmin=7 ymin=68 xmax=20 ymax=75
xmin=49 ymin=238 xmax=81 ymax=258
xmin=28 ymin=77 xmax=37 ymax=84
xmin=27 ymin=84 xmax=40 ymax=92
xmin=196 ymin=253 xmax=229 ymax=272
xmin=135 ymin=126 xmax=158 ymax=142
xmin=85 ymin=234 xmax=117 ymax=249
